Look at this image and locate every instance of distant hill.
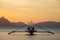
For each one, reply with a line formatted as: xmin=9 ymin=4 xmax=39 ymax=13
xmin=11 ymin=22 xmax=27 ymax=27
xmin=0 ymin=17 xmax=11 ymax=26
xmin=0 ymin=17 xmax=27 ymax=28
xmin=35 ymin=21 xmax=60 ymax=28
xmin=0 ymin=17 xmax=60 ymax=28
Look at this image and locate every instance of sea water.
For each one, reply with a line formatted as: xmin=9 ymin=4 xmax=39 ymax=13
xmin=0 ymin=28 xmax=60 ymax=40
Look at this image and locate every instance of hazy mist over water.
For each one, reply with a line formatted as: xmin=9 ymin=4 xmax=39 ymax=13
xmin=0 ymin=32 xmax=60 ymax=40
xmin=0 ymin=28 xmax=60 ymax=40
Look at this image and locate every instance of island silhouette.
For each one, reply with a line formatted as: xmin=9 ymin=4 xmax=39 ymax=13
xmin=0 ymin=17 xmax=60 ymax=29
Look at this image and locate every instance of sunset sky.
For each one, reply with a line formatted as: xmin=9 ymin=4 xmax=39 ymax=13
xmin=0 ymin=0 xmax=60 ymax=23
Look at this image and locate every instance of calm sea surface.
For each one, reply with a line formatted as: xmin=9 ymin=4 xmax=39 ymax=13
xmin=0 ymin=28 xmax=60 ymax=40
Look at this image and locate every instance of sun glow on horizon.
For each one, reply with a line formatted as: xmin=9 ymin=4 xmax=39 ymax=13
xmin=0 ymin=0 xmax=60 ymax=23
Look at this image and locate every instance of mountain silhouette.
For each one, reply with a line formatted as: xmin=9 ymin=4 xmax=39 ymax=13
xmin=0 ymin=17 xmax=27 ymax=29
xmin=0 ymin=17 xmax=11 ymax=26
xmin=35 ymin=21 xmax=60 ymax=28
xmin=0 ymin=17 xmax=60 ymax=28
xmin=11 ymin=22 xmax=27 ymax=27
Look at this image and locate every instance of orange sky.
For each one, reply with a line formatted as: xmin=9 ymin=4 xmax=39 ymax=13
xmin=0 ymin=0 xmax=60 ymax=23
